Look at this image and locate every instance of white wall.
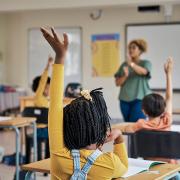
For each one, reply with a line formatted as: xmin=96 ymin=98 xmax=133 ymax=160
xmin=0 ymin=14 xmax=7 ymax=83
xmin=2 ymin=6 xmax=180 ymax=119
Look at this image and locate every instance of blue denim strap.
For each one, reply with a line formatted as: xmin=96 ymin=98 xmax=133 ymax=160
xmin=81 ymin=149 xmax=102 ymax=174
xmin=70 ymin=149 xmax=102 ymax=180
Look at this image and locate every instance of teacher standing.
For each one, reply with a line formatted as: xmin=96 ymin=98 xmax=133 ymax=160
xmin=115 ymin=39 xmax=152 ymax=122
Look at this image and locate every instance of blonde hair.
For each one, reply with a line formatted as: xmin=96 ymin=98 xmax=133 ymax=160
xmin=128 ymin=39 xmax=147 ymax=53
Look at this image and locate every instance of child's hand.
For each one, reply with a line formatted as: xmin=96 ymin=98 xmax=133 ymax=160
xmin=48 ymin=56 xmax=54 ymax=65
xmin=105 ymin=128 xmax=123 ymax=144
xmin=46 ymin=56 xmax=54 ymax=70
xmin=123 ymin=66 xmax=129 ymax=77
xmin=40 ymin=27 xmax=68 ymax=62
xmin=164 ymin=57 xmax=173 ymax=74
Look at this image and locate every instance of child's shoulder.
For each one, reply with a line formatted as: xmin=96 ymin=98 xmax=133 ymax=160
xmin=99 ymin=152 xmax=120 ymax=161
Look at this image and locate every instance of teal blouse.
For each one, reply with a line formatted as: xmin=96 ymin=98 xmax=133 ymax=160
xmin=115 ymin=60 xmax=152 ymax=102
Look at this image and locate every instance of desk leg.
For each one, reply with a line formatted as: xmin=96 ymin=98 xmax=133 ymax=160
xmin=25 ymin=171 xmax=33 ymax=180
xmin=12 ymin=126 xmax=20 ymax=180
xmin=32 ymin=122 xmax=37 ymax=162
xmin=32 ymin=122 xmax=37 ymax=180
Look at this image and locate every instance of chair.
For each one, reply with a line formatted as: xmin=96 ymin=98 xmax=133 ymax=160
xmin=64 ymin=83 xmax=82 ymax=98
xmin=22 ymin=107 xmax=49 ymax=163
xmin=19 ymin=96 xmax=35 ymax=112
xmin=131 ymin=130 xmax=180 ymax=159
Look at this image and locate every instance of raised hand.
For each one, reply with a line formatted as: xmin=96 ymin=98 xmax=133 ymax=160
xmin=164 ymin=57 xmax=173 ymax=74
xmin=40 ymin=27 xmax=68 ymax=64
xmin=48 ymin=55 xmax=54 ymax=65
xmin=123 ymin=66 xmax=129 ymax=77
xmin=126 ymin=55 xmax=132 ymax=66
xmin=45 ymin=55 xmax=54 ymax=70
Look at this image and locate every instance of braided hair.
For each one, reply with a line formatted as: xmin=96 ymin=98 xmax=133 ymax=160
xmin=63 ymin=88 xmax=111 ymax=150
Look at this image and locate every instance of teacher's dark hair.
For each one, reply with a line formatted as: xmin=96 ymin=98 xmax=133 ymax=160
xmin=63 ymin=88 xmax=111 ymax=150
xmin=142 ymin=93 xmax=166 ymax=117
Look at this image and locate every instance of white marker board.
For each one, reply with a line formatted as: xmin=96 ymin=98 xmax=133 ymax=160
xmin=28 ymin=27 xmax=82 ymax=89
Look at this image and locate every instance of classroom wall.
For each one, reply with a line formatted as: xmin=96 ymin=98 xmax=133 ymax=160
xmin=0 ymin=14 xmax=7 ymax=83
xmin=2 ymin=5 xmax=180 ymax=119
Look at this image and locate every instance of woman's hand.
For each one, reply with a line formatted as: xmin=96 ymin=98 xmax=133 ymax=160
xmin=123 ymin=66 xmax=129 ymax=77
xmin=105 ymin=128 xmax=124 ymax=144
xmin=164 ymin=57 xmax=173 ymax=75
xmin=40 ymin=27 xmax=68 ymax=64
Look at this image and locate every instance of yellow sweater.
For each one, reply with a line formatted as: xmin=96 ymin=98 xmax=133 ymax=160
xmin=34 ymin=70 xmax=49 ymax=108
xmin=48 ymin=64 xmax=128 ymax=180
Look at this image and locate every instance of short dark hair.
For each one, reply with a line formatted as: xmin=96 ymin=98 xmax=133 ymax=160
xmin=63 ymin=88 xmax=111 ymax=150
xmin=142 ymin=93 xmax=166 ymax=118
xmin=32 ymin=76 xmax=51 ymax=92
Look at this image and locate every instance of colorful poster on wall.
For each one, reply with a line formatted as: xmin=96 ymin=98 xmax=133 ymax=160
xmin=91 ymin=34 xmax=120 ymax=77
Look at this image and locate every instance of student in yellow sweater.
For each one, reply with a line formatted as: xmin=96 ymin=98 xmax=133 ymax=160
xmin=32 ymin=56 xmax=53 ymax=107
xmin=40 ymin=27 xmax=128 ymax=180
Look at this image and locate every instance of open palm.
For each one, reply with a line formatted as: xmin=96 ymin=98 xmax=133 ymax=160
xmin=40 ymin=27 xmax=68 ymax=59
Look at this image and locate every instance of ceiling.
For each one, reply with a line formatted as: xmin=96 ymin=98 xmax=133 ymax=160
xmin=0 ymin=0 xmax=180 ymax=12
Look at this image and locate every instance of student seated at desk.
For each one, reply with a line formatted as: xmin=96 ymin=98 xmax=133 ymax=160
xmin=32 ymin=56 xmax=53 ymax=108
xmin=123 ymin=58 xmax=173 ymax=132
xmin=41 ymin=27 xmax=128 ymax=180
xmin=122 ymin=57 xmax=177 ymax=163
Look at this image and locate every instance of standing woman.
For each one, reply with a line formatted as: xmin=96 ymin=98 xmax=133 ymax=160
xmin=115 ymin=39 xmax=152 ymax=122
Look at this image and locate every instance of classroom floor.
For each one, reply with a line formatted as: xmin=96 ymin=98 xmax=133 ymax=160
xmin=0 ymin=119 xmax=122 ymax=180
xmin=0 ymin=129 xmax=50 ymax=180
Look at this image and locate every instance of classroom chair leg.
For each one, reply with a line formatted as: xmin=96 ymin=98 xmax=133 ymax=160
xmin=25 ymin=171 xmax=33 ymax=180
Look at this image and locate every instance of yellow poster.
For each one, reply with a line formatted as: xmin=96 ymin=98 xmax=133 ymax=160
xmin=92 ymin=34 xmax=120 ymax=77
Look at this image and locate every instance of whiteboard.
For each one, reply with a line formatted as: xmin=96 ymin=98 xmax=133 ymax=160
xmin=28 ymin=27 xmax=82 ymax=89
xmin=126 ymin=23 xmax=180 ymax=90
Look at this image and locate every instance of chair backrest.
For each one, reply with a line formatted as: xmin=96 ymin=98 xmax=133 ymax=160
xmin=22 ymin=107 xmax=48 ymax=124
xmin=133 ymin=130 xmax=180 ymax=159
xmin=64 ymin=83 xmax=82 ymax=98
xmin=20 ymin=96 xmax=35 ymax=112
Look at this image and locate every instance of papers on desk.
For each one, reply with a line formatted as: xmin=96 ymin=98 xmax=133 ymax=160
xmin=122 ymin=158 xmax=165 ymax=178
xmin=0 ymin=116 xmax=12 ymax=122
xmin=171 ymin=125 xmax=180 ymax=132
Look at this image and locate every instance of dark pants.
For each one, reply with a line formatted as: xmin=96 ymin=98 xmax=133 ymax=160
xmin=120 ymin=99 xmax=146 ymax=122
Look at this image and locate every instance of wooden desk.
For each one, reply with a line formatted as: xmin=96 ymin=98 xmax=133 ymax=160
xmin=20 ymin=96 xmax=74 ymax=112
xmin=173 ymin=109 xmax=180 ymax=115
xmin=22 ymin=158 xmax=50 ymax=174
xmin=118 ymin=164 xmax=180 ymax=180
xmin=21 ymin=158 xmax=180 ymax=180
xmin=0 ymin=117 xmax=37 ymax=180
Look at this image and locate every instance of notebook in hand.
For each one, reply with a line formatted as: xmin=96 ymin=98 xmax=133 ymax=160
xmin=122 ymin=158 xmax=166 ymax=178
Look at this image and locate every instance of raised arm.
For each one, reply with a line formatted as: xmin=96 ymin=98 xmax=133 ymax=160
xmin=105 ymin=129 xmax=128 ymax=177
xmin=35 ymin=56 xmax=53 ymax=97
xmin=41 ymin=27 xmax=68 ymax=151
xmin=164 ymin=57 xmax=173 ymax=115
